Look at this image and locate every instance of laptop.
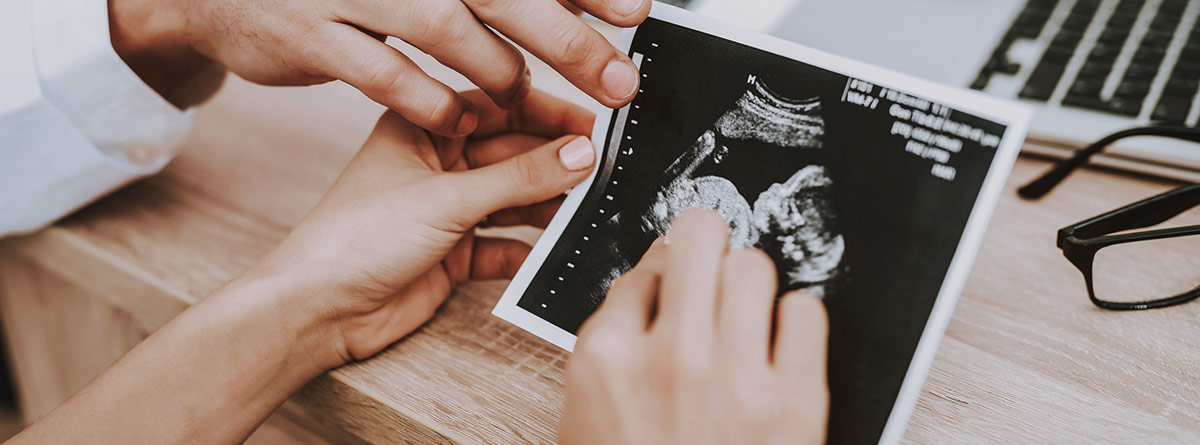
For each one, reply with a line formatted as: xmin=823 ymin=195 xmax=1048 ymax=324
xmin=678 ymin=0 xmax=1200 ymax=181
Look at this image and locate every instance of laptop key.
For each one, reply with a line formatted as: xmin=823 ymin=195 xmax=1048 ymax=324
xmin=1173 ymin=60 xmax=1200 ymax=75
xmin=1063 ymin=94 xmax=1143 ymax=116
xmin=1115 ymin=0 xmax=1144 ymax=12
xmin=1021 ymin=62 xmax=1068 ymax=100
xmin=1152 ymin=97 xmax=1194 ymax=124
xmin=1164 ymin=77 xmax=1199 ymax=96
xmin=1098 ymin=28 xmax=1131 ymax=44
xmin=1079 ymin=59 xmax=1115 ymax=78
xmin=1070 ymin=80 xmax=1104 ymax=96
xmin=1133 ymin=46 xmax=1167 ymax=63
xmin=1159 ymin=0 xmax=1187 ymax=14
xmin=1108 ymin=13 xmax=1136 ymax=28
xmin=1115 ymin=81 xmax=1151 ymax=98
xmin=1125 ymin=63 xmax=1160 ymax=80
xmin=1043 ymin=45 xmax=1076 ymax=63
xmin=1143 ymin=29 xmax=1176 ymax=45
xmin=971 ymin=75 xmax=990 ymax=91
xmin=1108 ymin=97 xmax=1144 ymax=116
xmin=1089 ymin=43 xmax=1122 ymax=59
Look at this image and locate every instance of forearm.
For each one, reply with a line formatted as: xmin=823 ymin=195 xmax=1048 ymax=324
xmin=9 ymin=267 xmax=342 ymax=444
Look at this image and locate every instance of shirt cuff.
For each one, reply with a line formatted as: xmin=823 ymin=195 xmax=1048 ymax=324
xmin=32 ymin=0 xmax=193 ymax=167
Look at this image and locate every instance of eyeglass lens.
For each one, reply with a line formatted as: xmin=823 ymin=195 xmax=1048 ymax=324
xmin=1091 ymin=235 xmax=1200 ymax=304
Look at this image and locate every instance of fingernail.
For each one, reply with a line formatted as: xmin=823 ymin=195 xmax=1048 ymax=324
xmin=601 ymin=60 xmax=638 ymax=100
xmin=612 ymin=0 xmax=644 ymax=16
xmin=456 ymin=110 xmax=478 ymax=135
xmin=558 ymin=137 xmax=595 ymax=171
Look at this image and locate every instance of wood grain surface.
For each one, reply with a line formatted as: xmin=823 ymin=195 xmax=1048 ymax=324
xmin=2 ymin=23 xmax=1199 ymax=444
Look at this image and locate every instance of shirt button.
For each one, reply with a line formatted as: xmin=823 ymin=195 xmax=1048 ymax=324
xmin=124 ymin=143 xmax=158 ymax=166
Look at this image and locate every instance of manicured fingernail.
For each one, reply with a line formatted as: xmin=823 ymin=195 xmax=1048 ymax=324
xmin=456 ymin=110 xmax=478 ymax=135
xmin=601 ymin=60 xmax=639 ymax=100
xmin=612 ymin=0 xmax=644 ymax=16
xmin=558 ymin=137 xmax=595 ymax=171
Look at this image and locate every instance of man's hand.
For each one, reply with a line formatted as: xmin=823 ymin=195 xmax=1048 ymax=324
xmin=559 ymin=210 xmax=830 ymax=445
xmin=108 ymin=0 xmax=649 ymax=135
xmin=252 ymin=89 xmax=597 ymax=366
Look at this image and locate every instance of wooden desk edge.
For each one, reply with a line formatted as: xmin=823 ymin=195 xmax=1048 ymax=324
xmin=1 ymin=229 xmax=471 ymax=444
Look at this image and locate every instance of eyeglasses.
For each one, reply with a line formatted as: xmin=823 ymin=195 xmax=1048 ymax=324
xmin=1020 ymin=125 xmax=1200 ymax=310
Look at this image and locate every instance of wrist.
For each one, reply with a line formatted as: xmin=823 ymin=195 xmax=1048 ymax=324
xmin=108 ymin=0 xmax=222 ymax=108
xmin=216 ymin=263 xmax=352 ymax=377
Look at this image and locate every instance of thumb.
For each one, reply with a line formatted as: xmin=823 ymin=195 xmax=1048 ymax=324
xmin=453 ymin=135 xmax=596 ymax=223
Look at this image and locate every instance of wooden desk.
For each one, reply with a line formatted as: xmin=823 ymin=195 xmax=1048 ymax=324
xmin=3 ymin=30 xmax=1200 ymax=444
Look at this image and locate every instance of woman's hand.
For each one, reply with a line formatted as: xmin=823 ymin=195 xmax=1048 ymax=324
xmin=10 ymin=89 xmax=598 ymax=444
xmin=253 ymin=89 xmax=598 ymax=368
xmin=109 ymin=0 xmax=649 ymax=134
xmin=559 ymin=210 xmax=830 ymax=445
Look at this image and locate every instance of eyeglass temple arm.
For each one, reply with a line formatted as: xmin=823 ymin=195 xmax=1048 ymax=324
xmin=1071 ymin=183 xmax=1200 ymax=238
xmin=1018 ymin=127 xmax=1200 ymax=200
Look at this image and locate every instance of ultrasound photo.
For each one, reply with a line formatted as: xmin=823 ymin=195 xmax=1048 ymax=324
xmin=498 ymin=11 xmax=1022 ymax=444
xmin=576 ymin=79 xmax=846 ymax=306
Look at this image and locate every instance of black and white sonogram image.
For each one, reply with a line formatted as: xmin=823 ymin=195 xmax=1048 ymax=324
xmin=516 ymin=18 xmax=1010 ymax=444
xmin=641 ymin=81 xmax=844 ymax=298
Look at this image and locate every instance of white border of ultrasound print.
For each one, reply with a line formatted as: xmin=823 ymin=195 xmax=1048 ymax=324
xmin=492 ymin=5 xmax=1032 ymax=443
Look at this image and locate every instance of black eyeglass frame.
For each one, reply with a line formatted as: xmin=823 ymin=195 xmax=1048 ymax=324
xmin=1057 ymin=183 xmax=1200 ymax=310
xmin=1019 ymin=126 xmax=1200 ymax=200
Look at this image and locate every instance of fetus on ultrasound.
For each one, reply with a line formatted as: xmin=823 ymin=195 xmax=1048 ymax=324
xmin=636 ymin=79 xmax=846 ymax=297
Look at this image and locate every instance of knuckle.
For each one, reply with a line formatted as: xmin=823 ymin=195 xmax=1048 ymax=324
xmin=736 ymin=388 xmax=781 ymax=425
xmin=419 ymin=2 xmax=470 ymax=47
xmin=653 ymin=339 xmax=711 ymax=384
xmin=462 ymin=0 xmax=504 ymax=9
xmin=424 ymin=176 xmax=473 ymax=227
xmin=508 ymin=153 xmax=545 ymax=190
xmin=574 ymin=327 xmax=628 ymax=367
xmin=423 ymin=96 xmax=462 ymax=128
xmin=492 ymin=56 xmax=530 ymax=102
xmin=549 ymin=22 xmax=600 ymax=71
xmin=364 ymin=59 xmax=408 ymax=98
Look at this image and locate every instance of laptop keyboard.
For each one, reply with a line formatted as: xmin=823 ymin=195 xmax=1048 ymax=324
xmin=973 ymin=0 xmax=1200 ymax=125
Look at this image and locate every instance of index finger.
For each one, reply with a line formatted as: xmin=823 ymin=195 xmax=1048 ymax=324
xmin=773 ymin=290 xmax=829 ymax=385
xmin=462 ymin=89 xmax=596 ymax=140
xmin=584 ymin=237 xmax=668 ymax=334
xmin=657 ymin=210 xmax=730 ymax=337
xmin=567 ymin=0 xmax=652 ymax=27
xmin=462 ymin=0 xmax=641 ymax=108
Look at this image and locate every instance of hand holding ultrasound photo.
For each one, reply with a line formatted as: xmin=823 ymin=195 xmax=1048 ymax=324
xmin=494 ymin=4 xmax=1031 ymax=444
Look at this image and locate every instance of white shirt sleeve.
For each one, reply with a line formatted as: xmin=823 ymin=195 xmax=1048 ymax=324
xmin=0 ymin=0 xmax=193 ymax=238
